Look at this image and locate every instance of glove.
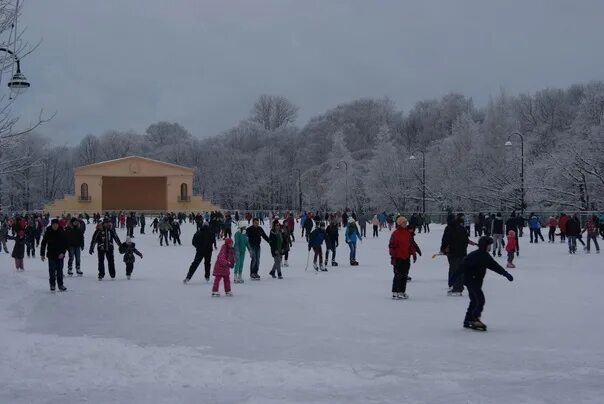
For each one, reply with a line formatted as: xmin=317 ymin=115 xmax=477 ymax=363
xmin=413 ymin=254 xmax=417 ymax=263
xmin=504 ymin=272 xmax=514 ymax=282
xmin=390 ymin=257 xmax=396 ymax=266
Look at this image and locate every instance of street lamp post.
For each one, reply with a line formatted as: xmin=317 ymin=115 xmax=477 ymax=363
xmin=0 ymin=47 xmax=30 ymax=96
xmin=505 ymin=132 xmax=525 ymax=216
xmin=292 ymin=168 xmax=302 ymax=212
xmin=336 ymin=160 xmax=349 ymax=211
xmin=409 ymin=150 xmax=426 ymax=213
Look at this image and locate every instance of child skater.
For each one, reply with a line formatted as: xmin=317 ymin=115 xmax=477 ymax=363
xmin=8 ymin=230 xmax=26 ymax=271
xmin=505 ymin=230 xmax=517 ymax=268
xmin=119 ymin=237 xmax=143 ymax=280
xmin=233 ymin=222 xmax=250 ymax=284
xmin=456 ymin=236 xmax=514 ymax=331
xmin=212 ymin=237 xmax=235 ymax=297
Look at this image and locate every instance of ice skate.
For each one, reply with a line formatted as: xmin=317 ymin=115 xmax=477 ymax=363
xmin=278 ymin=275 xmax=283 ymax=279
xmin=58 ymin=285 xmax=67 ymax=292
xmin=506 ymin=262 xmax=515 ymax=268
xmin=400 ymin=293 xmax=409 ymax=299
xmin=205 ymin=277 xmax=210 ymax=283
xmin=50 ymin=286 xmax=56 ymax=293
xmin=407 ymin=276 xmax=412 ymax=282
xmin=270 ymin=272 xmax=276 ymax=279
xmin=67 ymin=269 xmax=73 ymax=276
xmin=447 ymin=290 xmax=463 ymax=297
xmin=127 ymin=275 xmax=131 ymax=280
xmin=183 ymin=278 xmax=190 ymax=284
xmin=392 ymin=293 xmax=402 ymax=300
xmin=331 ymin=260 xmax=338 ymax=267
xmin=226 ymin=291 xmax=233 ymax=297
xmin=313 ymin=263 xmax=319 ymax=272
xmin=76 ymin=270 xmax=83 ymax=276
xmin=468 ymin=318 xmax=487 ymax=331
xmin=283 ymin=261 xmax=289 ymax=267
xmin=211 ymin=292 xmax=220 ymax=297
xmin=97 ymin=277 xmax=103 ymax=281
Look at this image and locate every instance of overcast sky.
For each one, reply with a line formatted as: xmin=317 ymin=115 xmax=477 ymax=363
xmin=12 ymin=0 xmax=604 ymax=144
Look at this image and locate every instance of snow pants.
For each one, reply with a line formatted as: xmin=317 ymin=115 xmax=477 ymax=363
xmin=187 ymin=249 xmax=212 ymax=280
xmin=48 ymin=258 xmax=65 ymax=288
xmin=234 ymin=252 xmax=245 ymax=275
xmin=465 ymin=281 xmax=485 ymax=322
xmin=392 ymin=258 xmax=410 ymax=294
xmin=448 ymin=256 xmax=465 ymax=293
xmin=212 ymin=275 xmax=231 ymax=293
xmin=98 ymin=250 xmax=116 ymax=279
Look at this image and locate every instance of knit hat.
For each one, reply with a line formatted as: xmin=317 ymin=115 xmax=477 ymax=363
xmin=396 ymin=216 xmax=408 ymax=228
xmin=51 ymin=218 xmax=59 ymax=225
xmin=478 ymin=236 xmax=494 ymax=251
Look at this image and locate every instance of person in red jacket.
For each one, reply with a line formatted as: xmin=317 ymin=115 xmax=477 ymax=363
xmin=388 ymin=216 xmax=417 ymax=300
xmin=505 ymin=230 xmax=517 ymax=268
xmin=558 ymin=213 xmax=568 ymax=242
xmin=546 ymin=216 xmax=558 ymax=243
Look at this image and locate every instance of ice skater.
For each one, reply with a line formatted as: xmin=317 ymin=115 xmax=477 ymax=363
xmin=505 ymin=230 xmax=517 ymax=268
xmin=119 ymin=237 xmax=143 ymax=279
xmin=456 ymin=236 xmax=514 ymax=331
xmin=233 ymin=222 xmax=251 ymax=283
xmin=345 ymin=218 xmax=362 ymax=266
xmin=211 ymin=238 xmax=235 ymax=297
xmin=308 ymin=222 xmax=327 ymax=271
xmin=388 ymin=216 xmax=417 ymax=300
xmin=8 ymin=230 xmax=26 ymax=271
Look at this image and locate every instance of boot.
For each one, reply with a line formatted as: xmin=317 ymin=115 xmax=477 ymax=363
xmin=469 ymin=318 xmax=487 ymax=331
xmin=331 ymin=260 xmax=338 ymax=266
xmin=183 ymin=278 xmax=190 ymax=284
xmin=506 ymin=262 xmax=514 ymax=268
xmin=67 ymin=269 xmax=73 ymax=276
xmin=392 ymin=293 xmax=402 ymax=300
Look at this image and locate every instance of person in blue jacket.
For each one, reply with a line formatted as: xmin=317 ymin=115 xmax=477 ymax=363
xmin=345 ymin=217 xmax=362 ymax=266
xmin=528 ymin=213 xmax=544 ymax=243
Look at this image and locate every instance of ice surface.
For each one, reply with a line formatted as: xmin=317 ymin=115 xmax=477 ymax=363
xmin=1 ymin=223 xmax=603 ymax=403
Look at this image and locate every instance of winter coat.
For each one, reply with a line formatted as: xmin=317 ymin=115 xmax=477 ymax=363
xmin=584 ymin=219 xmax=598 ymax=236
xmin=65 ymin=226 xmax=85 ymax=249
xmin=505 ymin=217 xmax=518 ymax=233
xmin=212 ymin=244 xmax=235 ymax=277
xmin=345 ymin=224 xmax=361 ymax=244
xmin=269 ymin=230 xmax=284 ymax=257
xmin=159 ymin=221 xmax=172 ymax=233
xmin=41 ymin=226 xmax=68 ymax=260
xmin=89 ymin=228 xmax=121 ymax=253
xmin=126 ymin=215 xmax=137 ymax=228
xmin=9 ymin=235 xmax=26 ymax=259
xmin=192 ymin=226 xmax=215 ymax=252
xmin=119 ymin=242 xmax=142 ymax=264
xmin=559 ymin=215 xmax=569 ymax=232
xmin=0 ymin=223 xmax=8 ymax=241
xmin=546 ymin=217 xmax=557 ymax=227
xmin=371 ymin=216 xmax=379 ymax=226
xmin=246 ymin=226 xmax=269 ymax=247
xmin=308 ymin=228 xmax=326 ymax=249
xmin=459 ymin=250 xmax=510 ymax=286
xmin=233 ymin=231 xmax=250 ymax=256
xmin=286 ymin=216 xmax=295 ymax=232
xmin=325 ymin=224 xmax=339 ymax=248
xmin=566 ymin=217 xmax=581 ymax=237
xmin=25 ymin=225 xmax=36 ymax=243
xmin=505 ymin=232 xmax=517 ymax=253
xmin=388 ymin=227 xmax=416 ymax=260
xmin=281 ymin=227 xmax=292 ymax=252
xmin=491 ymin=217 xmax=504 ymax=235
xmin=528 ymin=216 xmax=541 ymax=230
xmin=440 ymin=223 xmax=470 ymax=258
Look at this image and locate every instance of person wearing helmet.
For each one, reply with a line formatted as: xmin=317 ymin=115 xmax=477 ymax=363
xmin=388 ymin=216 xmax=417 ymax=300
xmin=233 ymin=222 xmax=251 ymax=283
xmin=345 ymin=217 xmax=362 ymax=266
xmin=455 ymin=236 xmax=514 ymax=331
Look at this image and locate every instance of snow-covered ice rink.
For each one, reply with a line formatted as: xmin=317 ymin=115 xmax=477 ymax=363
xmin=1 ymin=222 xmax=603 ymax=404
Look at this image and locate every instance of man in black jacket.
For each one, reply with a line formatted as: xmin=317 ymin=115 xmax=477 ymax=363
xmin=89 ymin=218 xmax=122 ymax=280
xmin=65 ymin=218 xmax=84 ymax=276
xmin=325 ymin=221 xmax=339 ymax=267
xmin=246 ymin=218 xmax=270 ymax=280
xmin=457 ymin=236 xmax=514 ymax=331
xmin=565 ymin=213 xmax=582 ymax=254
xmin=183 ymin=221 xmax=216 ymax=283
xmin=126 ymin=212 xmax=137 ymax=238
xmin=440 ymin=214 xmax=477 ymax=296
xmin=491 ymin=213 xmax=505 ymax=256
xmin=139 ymin=213 xmax=146 ymax=234
xmin=40 ymin=219 xmax=68 ymax=292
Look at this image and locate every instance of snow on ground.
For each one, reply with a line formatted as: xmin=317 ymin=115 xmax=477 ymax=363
xmin=1 ymin=222 xmax=603 ymax=403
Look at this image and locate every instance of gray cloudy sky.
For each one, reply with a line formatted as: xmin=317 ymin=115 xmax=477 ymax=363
xmin=13 ymin=0 xmax=604 ymax=144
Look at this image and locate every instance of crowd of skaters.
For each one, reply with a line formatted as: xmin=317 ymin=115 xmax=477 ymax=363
xmin=1 ymin=207 xmax=602 ymax=331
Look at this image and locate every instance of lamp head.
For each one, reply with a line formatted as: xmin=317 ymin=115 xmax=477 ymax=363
xmin=504 ymin=140 xmax=513 ymax=147
xmin=8 ymin=71 xmax=30 ymax=96
xmin=409 ymin=154 xmax=417 ymax=161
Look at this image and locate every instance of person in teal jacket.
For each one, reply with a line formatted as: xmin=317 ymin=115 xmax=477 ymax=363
xmin=233 ymin=222 xmax=251 ymax=283
xmin=345 ymin=218 xmax=362 ymax=266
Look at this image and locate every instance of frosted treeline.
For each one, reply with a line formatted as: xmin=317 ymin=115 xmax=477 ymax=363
xmin=2 ymin=83 xmax=604 ymax=213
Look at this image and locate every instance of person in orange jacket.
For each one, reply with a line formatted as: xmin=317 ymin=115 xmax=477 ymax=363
xmin=388 ymin=216 xmax=418 ymax=300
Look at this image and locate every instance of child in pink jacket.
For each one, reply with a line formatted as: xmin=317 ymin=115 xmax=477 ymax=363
xmin=505 ymin=230 xmax=517 ymax=268
xmin=212 ymin=238 xmax=235 ymax=297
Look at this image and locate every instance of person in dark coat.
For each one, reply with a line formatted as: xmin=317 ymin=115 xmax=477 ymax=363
xmin=65 ymin=218 xmax=85 ymax=276
xmin=456 ymin=236 xmax=514 ymax=331
xmin=89 ymin=219 xmax=122 ymax=280
xmin=246 ymin=218 xmax=270 ymax=280
xmin=325 ymin=221 xmax=339 ymax=267
xmin=440 ymin=213 xmax=477 ymax=296
xmin=126 ymin=212 xmax=137 ymax=238
xmin=40 ymin=219 xmax=68 ymax=292
xmin=183 ymin=222 xmax=216 ymax=283
xmin=139 ymin=213 xmax=146 ymax=234
xmin=119 ymin=238 xmax=143 ymax=279
xmin=565 ymin=213 xmax=582 ymax=254
xmin=8 ymin=230 xmax=26 ymax=271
